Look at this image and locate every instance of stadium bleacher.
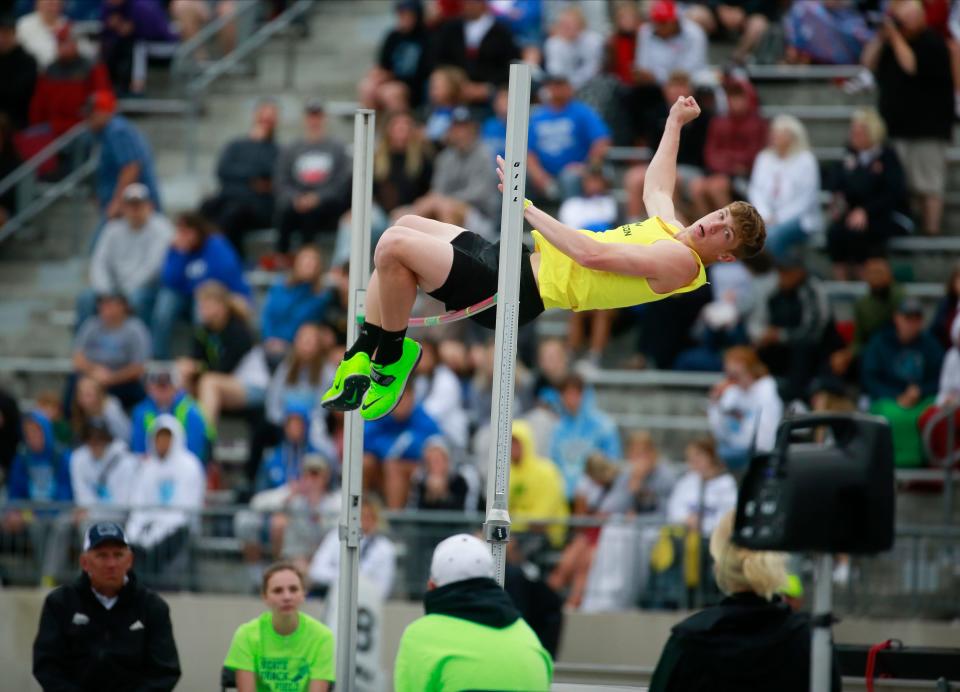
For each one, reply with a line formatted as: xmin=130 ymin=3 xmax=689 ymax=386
xmin=0 ymin=1 xmax=959 ymax=689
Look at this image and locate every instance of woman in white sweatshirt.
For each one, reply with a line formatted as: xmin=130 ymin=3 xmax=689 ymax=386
xmin=707 ymin=346 xmax=784 ymax=472
xmin=748 ymin=115 xmax=822 ymax=260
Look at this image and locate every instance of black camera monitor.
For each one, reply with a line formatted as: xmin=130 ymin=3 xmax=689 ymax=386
xmin=734 ymin=413 xmax=895 ymax=554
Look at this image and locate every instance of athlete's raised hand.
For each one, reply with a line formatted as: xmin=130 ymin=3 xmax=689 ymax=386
xmin=496 ymin=154 xmax=506 ymax=193
xmin=669 ymin=95 xmax=701 ymax=126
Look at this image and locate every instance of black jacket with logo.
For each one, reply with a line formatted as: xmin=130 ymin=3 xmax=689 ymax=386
xmin=33 ymin=571 xmax=181 ymax=692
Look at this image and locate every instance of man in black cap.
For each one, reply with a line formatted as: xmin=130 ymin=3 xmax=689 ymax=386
xmin=273 ymin=97 xmax=352 ymax=257
xmin=862 ymin=297 xmax=943 ymax=467
xmin=33 ymin=522 xmax=181 ymax=692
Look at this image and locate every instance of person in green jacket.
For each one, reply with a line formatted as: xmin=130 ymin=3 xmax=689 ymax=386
xmin=830 ymin=255 xmax=904 ymax=381
xmin=394 ymin=533 xmax=553 ymax=692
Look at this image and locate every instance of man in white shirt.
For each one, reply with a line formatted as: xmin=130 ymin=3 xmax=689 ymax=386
xmin=543 ymin=7 xmax=604 ymax=91
xmin=635 ymin=0 xmax=708 ymax=85
xmin=16 ymin=1 xmax=95 ymax=69
xmin=77 ymin=183 xmax=174 ymax=327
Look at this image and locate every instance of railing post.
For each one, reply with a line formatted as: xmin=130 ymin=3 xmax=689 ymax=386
xmin=945 ymin=403 xmax=956 ymax=526
xmin=15 ymin=174 xmax=34 ymax=218
xmin=283 ymin=23 xmax=296 ymax=88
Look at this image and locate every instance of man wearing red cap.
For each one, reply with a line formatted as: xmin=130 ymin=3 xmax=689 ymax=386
xmin=87 ymin=89 xmax=161 ymax=219
xmin=626 ymin=0 xmax=707 ymax=144
xmin=636 ymin=0 xmax=708 ymax=85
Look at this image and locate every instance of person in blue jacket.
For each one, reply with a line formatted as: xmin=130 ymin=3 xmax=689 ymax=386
xmin=130 ymin=369 xmax=211 ymax=463
xmin=6 ymin=410 xmax=72 ymax=505
xmin=260 ymin=245 xmax=332 ymax=367
xmin=151 ymin=211 xmax=251 ymax=359
xmin=363 ymin=386 xmax=441 ymax=509
xmin=546 ymin=373 xmax=622 ymax=500
xmin=527 ymin=73 xmax=611 ymax=202
xmin=4 ymin=410 xmax=73 ymax=583
xmin=255 ymin=403 xmax=316 ymax=493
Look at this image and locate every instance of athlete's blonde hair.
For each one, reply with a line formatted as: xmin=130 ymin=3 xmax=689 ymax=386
xmin=727 ymin=201 xmax=766 ymax=259
xmin=710 ymin=510 xmax=788 ymax=600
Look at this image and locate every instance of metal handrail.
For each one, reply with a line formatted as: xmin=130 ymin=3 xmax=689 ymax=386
xmin=170 ymin=0 xmax=259 ymax=78
xmin=0 ymin=122 xmax=88 ymax=200
xmin=746 ymin=64 xmax=865 ymax=80
xmin=185 ymin=0 xmax=312 ymax=97
xmin=0 ymin=0 xmax=313 ymax=239
xmin=180 ymin=0 xmax=312 ymax=171
xmin=0 ymin=155 xmax=97 ymax=244
xmin=4 ymin=501 xmax=955 ymax=536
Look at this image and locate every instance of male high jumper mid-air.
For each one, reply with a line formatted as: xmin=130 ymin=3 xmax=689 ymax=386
xmin=322 ymin=95 xmax=766 ymax=420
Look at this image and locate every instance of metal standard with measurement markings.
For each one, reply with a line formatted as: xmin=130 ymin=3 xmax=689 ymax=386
xmin=482 ymin=63 xmax=531 ymax=584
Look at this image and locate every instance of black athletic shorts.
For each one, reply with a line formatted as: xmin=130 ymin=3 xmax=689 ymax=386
xmin=427 ymin=232 xmax=545 ymax=330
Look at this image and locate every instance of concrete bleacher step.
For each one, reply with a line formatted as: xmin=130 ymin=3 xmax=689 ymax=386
xmin=754 ymin=81 xmax=874 ymax=107
xmin=0 ymin=0 xmax=385 ymax=366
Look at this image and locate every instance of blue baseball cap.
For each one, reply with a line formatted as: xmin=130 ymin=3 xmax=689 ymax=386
xmin=83 ymin=522 xmax=128 ymax=551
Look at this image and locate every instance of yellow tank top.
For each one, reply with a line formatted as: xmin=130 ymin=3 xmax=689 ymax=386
xmin=532 ymin=216 xmax=707 ymax=312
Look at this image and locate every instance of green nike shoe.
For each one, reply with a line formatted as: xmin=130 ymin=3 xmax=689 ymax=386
xmin=321 ymin=352 xmax=371 ymax=411
xmin=360 ymin=338 xmax=422 ymax=421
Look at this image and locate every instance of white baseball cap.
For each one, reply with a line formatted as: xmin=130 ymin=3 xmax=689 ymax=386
xmin=429 ymin=534 xmax=495 ymax=587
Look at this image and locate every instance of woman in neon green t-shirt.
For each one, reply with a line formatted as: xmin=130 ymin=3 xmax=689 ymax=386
xmin=225 ymin=561 xmax=335 ymax=692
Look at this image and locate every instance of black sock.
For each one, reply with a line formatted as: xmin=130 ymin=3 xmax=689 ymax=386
xmin=373 ymin=328 xmax=407 ymax=366
xmin=345 ymin=321 xmax=383 ymax=359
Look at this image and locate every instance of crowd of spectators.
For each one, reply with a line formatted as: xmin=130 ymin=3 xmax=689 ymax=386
xmin=0 ymin=0 xmax=261 ymax=224
xmin=2 ymin=0 xmax=960 ymax=630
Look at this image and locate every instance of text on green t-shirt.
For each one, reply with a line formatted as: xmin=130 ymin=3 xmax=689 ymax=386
xmin=224 ymin=611 xmax=335 ymax=692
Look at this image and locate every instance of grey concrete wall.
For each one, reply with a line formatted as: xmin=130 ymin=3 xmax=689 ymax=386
xmin=4 ymin=588 xmax=959 ymax=691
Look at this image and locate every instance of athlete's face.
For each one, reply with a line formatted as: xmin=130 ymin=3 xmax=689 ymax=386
xmin=684 ymin=207 xmax=739 ymax=263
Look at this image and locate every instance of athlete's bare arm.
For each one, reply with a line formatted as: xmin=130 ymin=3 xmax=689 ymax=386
xmin=496 ymin=157 xmax=698 ymax=292
xmin=643 ymin=96 xmax=701 ymax=227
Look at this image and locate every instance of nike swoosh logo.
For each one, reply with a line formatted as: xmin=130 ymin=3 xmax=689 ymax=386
xmin=361 ymin=397 xmax=382 ymax=411
xmin=345 ymin=390 xmax=358 ymax=405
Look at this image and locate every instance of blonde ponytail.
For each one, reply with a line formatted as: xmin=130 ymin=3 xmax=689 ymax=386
xmin=710 ymin=510 xmax=788 ymax=600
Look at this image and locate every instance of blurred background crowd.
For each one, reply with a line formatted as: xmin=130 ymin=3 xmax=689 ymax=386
xmin=0 ymin=0 xmax=959 ymax=645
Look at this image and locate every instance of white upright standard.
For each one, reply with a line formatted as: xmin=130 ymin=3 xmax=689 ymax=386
xmin=336 ymin=108 xmax=375 ymax=689
xmin=483 ymin=63 xmax=532 ymax=584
